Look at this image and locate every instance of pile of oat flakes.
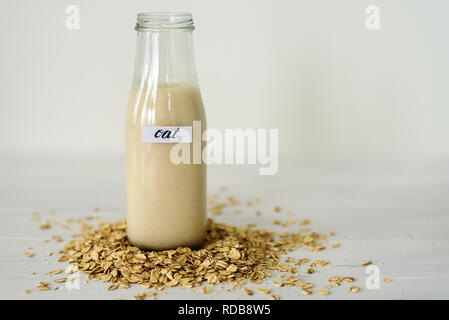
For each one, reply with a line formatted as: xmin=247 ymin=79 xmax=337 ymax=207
xmin=24 ymin=188 xmax=379 ymax=300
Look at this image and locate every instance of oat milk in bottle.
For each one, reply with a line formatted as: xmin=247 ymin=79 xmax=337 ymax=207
xmin=126 ymin=12 xmax=206 ymax=250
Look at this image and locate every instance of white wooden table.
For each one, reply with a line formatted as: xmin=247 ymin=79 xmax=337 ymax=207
xmin=1 ymin=156 xmax=448 ymax=299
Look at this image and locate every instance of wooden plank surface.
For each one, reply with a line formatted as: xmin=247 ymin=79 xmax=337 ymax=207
xmin=1 ymin=156 xmax=448 ymax=299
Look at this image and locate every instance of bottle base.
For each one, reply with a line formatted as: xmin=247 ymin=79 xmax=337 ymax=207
xmin=127 ymin=235 xmax=205 ymax=251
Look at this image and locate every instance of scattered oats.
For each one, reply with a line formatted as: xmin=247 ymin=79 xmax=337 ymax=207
xmin=37 ymin=282 xmax=50 ymax=291
xmin=66 ymin=264 xmax=78 ymax=274
xmin=133 ymin=293 xmax=145 ymax=300
xmin=306 ymin=268 xmax=315 ymax=274
xmin=40 ymin=222 xmax=51 ymax=230
xmin=281 ymin=220 xmax=296 ymax=227
xmin=31 ymin=272 xmax=36 ymax=275
xmin=107 ymin=284 xmax=119 ymax=291
xmin=285 ymin=210 xmax=293 ymax=217
xmin=251 ymin=279 xmax=263 ymax=285
xmin=24 ymin=252 xmax=34 ymax=258
xmin=93 ymin=208 xmax=100 ymax=213
xmin=270 ymin=295 xmax=280 ymax=300
xmin=54 ymin=278 xmax=67 ymax=283
xmin=300 ymin=282 xmax=313 ymax=289
xmin=227 ymin=196 xmax=239 ymax=206
xmin=299 ymin=219 xmax=310 ymax=225
xmin=342 ymin=277 xmax=355 ymax=283
xmin=255 ymin=211 xmax=262 ymax=216
xmin=31 ymin=212 xmax=40 ymax=222
xmin=202 ymin=287 xmax=212 ymax=294
xmin=316 ymin=289 xmax=329 ymax=295
xmin=234 ymin=208 xmax=242 ymax=214
xmin=348 ymin=286 xmax=359 ymax=293
xmin=362 ymin=260 xmax=372 ymax=266
xmin=284 ymin=257 xmax=296 ymax=264
xmin=328 ymin=276 xmax=342 ymax=286
xmin=54 ymin=212 xmax=332 ymax=298
xmin=53 ymin=286 xmax=59 ymax=291
xmin=23 ymin=289 xmax=31 ymax=294
xmin=47 ymin=269 xmax=63 ymax=275
xmin=245 ymin=201 xmax=253 ymax=207
xmin=244 ymin=289 xmax=254 ymax=296
xmin=384 ymin=278 xmax=392 ymax=283
xmin=301 ymin=289 xmax=312 ymax=295
xmin=208 ymin=203 xmax=226 ymax=215
xmin=273 ymin=206 xmax=281 ymax=213
xmin=134 ymin=292 xmax=156 ymax=299
xmin=277 ymin=264 xmax=289 ymax=272
xmin=257 ymin=288 xmax=271 ymax=294
xmin=311 ymin=260 xmax=329 ymax=267
xmin=330 ymin=232 xmax=336 ymax=236
xmin=298 ymin=258 xmax=310 ymax=264
xmin=272 ymin=220 xmax=281 ymax=225
xmin=332 ymin=243 xmax=341 ymax=248
xmin=52 ymin=235 xmax=64 ymax=242
xmin=207 ymin=193 xmax=218 ymax=203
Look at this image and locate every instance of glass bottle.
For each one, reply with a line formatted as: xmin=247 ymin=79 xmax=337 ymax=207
xmin=125 ymin=12 xmax=206 ymax=250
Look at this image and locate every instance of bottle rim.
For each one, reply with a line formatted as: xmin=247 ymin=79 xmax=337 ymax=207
xmin=135 ymin=12 xmax=195 ymax=31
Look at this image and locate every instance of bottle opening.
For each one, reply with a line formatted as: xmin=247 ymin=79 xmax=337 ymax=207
xmin=135 ymin=12 xmax=195 ymax=31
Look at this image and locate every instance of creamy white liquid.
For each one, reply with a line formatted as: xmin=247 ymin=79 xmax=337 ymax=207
xmin=125 ymin=83 xmax=206 ymax=250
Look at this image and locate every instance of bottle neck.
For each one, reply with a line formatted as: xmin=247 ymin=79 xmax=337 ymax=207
xmin=132 ymin=30 xmax=198 ymax=88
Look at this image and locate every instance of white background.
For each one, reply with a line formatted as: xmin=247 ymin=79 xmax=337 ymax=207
xmin=1 ymin=0 xmax=449 ymax=300
xmin=1 ymin=0 xmax=449 ymax=165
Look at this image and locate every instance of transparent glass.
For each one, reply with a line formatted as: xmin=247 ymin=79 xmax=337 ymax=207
xmin=125 ymin=12 xmax=206 ymax=250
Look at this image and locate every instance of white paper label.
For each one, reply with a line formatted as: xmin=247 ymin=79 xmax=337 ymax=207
xmin=141 ymin=126 xmax=192 ymax=143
